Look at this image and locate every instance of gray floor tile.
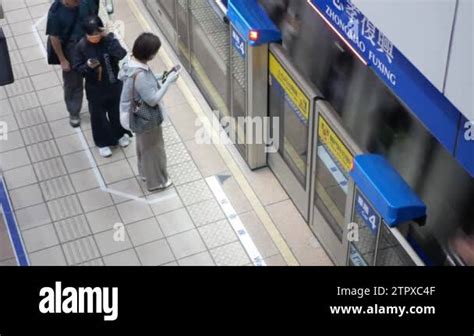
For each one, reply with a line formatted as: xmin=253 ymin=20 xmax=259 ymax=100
xmin=40 ymin=175 xmax=75 ymax=201
xmin=167 ymin=229 xmax=207 ymax=260
xmin=26 ymin=139 xmax=60 ymax=163
xmin=30 ymin=71 xmax=60 ymax=91
xmin=43 ymin=101 xmax=69 ymax=122
xmin=25 ymin=58 xmax=51 ymax=76
xmin=29 ymin=245 xmax=67 ymax=266
xmin=63 ymin=236 xmax=101 ymax=265
xmin=49 ymin=117 xmax=76 ymax=139
xmin=99 ymin=159 xmax=135 ymax=185
xmin=210 ymin=242 xmax=251 ymax=266
xmin=3 ymin=165 xmax=37 ymax=189
xmin=28 ymin=3 xmax=50 ymax=19
xmin=239 ymin=211 xmax=279 ymax=259
xmin=20 ymin=123 xmax=53 ymax=145
xmin=187 ymin=199 xmax=226 ymax=227
xmin=21 ymin=224 xmax=59 ymax=252
xmin=168 ymin=160 xmax=202 ymax=186
xmin=127 ymin=217 xmax=164 ymax=246
xmin=166 ymin=142 xmax=192 ymax=166
xmin=56 ymin=133 xmax=85 ymax=156
xmin=6 ymin=8 xmax=32 ymax=24
xmin=9 ymin=183 xmax=43 ymax=209
xmin=5 ymin=77 xmax=34 ymax=97
xmin=63 ymin=150 xmax=94 ymax=173
xmin=103 ymin=249 xmax=141 ymax=266
xmin=0 ymin=147 xmax=30 ymax=171
xmin=116 ymin=200 xmax=154 ymax=224
xmin=178 ymin=251 xmax=215 ymax=266
xmin=14 ymin=32 xmax=37 ymax=49
xmin=78 ymin=188 xmax=113 ymax=213
xmin=91 ymin=146 xmax=126 ymax=166
xmin=15 ymin=106 xmax=46 ymax=128
xmin=54 ymin=215 xmax=92 ymax=243
xmin=15 ymin=203 xmax=51 ymax=230
xmin=149 ymin=187 xmax=183 ymax=216
xmin=135 ymin=239 xmax=175 ymax=266
xmin=0 ymin=99 xmax=12 ymax=117
xmin=2 ymin=114 xmax=19 ymax=132
xmin=264 ymin=254 xmax=287 ymax=266
xmin=37 ymin=86 xmax=63 ymax=107
xmin=198 ymin=219 xmax=238 ymax=249
xmin=94 ymin=228 xmax=132 ymax=256
xmin=70 ymin=168 xmax=101 ymax=193
xmin=108 ymin=177 xmax=144 ymax=204
xmin=157 ymin=208 xmax=195 ymax=237
xmin=176 ymin=179 xmax=214 ymax=206
xmin=86 ymin=206 xmax=122 ymax=234
xmin=79 ymin=258 xmax=105 ymax=266
xmin=0 ymin=130 xmax=24 ymax=153
xmin=3 ymin=1 xmax=27 ymax=12
xmin=47 ymin=194 xmax=83 ymax=222
xmin=11 ymin=62 xmax=29 ymax=79
xmin=33 ymin=157 xmax=67 ymax=181
xmin=9 ymin=91 xmax=40 ymax=113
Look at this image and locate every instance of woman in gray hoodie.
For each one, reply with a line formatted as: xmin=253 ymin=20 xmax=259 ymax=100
xmin=119 ymin=33 xmax=179 ymax=192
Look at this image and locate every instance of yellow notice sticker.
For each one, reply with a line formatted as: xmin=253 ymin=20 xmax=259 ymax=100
xmin=318 ymin=115 xmax=353 ymax=172
xmin=269 ymin=53 xmax=310 ymax=120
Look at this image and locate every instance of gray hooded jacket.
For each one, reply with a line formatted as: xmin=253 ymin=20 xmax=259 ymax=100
xmin=118 ymin=59 xmax=178 ymax=130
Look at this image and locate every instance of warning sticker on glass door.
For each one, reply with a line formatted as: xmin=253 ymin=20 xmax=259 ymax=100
xmin=318 ymin=115 xmax=353 ymax=172
xmin=269 ymin=52 xmax=310 ymax=120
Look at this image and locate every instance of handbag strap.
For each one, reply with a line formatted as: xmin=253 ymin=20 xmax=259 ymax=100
xmin=131 ymin=69 xmax=145 ymax=112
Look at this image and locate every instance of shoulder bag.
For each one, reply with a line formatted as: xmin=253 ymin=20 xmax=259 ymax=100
xmin=129 ymin=70 xmax=164 ymax=134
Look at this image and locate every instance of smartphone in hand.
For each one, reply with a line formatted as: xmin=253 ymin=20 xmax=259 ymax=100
xmin=88 ymin=58 xmax=100 ymax=68
xmin=162 ymin=64 xmax=182 ymax=84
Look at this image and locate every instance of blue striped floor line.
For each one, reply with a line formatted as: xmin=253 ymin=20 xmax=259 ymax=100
xmin=0 ymin=176 xmax=29 ymax=266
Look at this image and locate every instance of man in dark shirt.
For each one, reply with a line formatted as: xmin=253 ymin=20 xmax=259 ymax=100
xmin=46 ymin=0 xmax=99 ymax=128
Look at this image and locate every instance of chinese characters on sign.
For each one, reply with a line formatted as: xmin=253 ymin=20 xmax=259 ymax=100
xmin=354 ymin=189 xmax=381 ymax=236
xmin=314 ymin=0 xmax=397 ymax=86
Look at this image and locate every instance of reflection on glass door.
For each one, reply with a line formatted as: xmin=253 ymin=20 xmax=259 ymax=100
xmin=230 ymin=28 xmax=247 ymax=159
xmin=269 ymin=73 xmax=308 ymax=186
xmin=268 ymin=45 xmax=318 ymax=220
xmin=314 ymin=112 xmax=354 ymax=241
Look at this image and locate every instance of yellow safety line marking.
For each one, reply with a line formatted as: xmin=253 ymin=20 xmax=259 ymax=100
xmin=126 ymin=0 xmax=299 ymax=265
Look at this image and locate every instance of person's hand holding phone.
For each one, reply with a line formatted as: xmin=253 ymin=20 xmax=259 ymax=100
xmin=87 ymin=58 xmax=101 ymax=69
xmin=163 ymin=65 xmax=181 ymax=84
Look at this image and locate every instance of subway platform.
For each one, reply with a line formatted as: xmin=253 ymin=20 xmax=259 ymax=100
xmin=0 ymin=0 xmax=331 ymax=266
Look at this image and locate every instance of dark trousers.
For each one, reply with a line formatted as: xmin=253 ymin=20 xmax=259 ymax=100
xmin=63 ymin=42 xmax=84 ymax=117
xmin=87 ymin=82 xmax=132 ymax=148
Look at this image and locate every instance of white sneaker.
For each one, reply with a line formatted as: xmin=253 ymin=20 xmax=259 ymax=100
xmin=99 ymin=147 xmax=112 ymax=158
xmin=161 ymin=179 xmax=173 ymax=189
xmin=118 ymin=134 xmax=131 ymax=148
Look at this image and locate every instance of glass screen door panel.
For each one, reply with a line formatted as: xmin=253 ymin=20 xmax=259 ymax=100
xmin=269 ymin=77 xmax=309 ymax=187
xmin=189 ymin=0 xmax=230 ymax=117
xmin=175 ymin=0 xmax=191 ymax=71
xmin=230 ymin=31 xmax=247 ymax=160
xmin=313 ymin=111 xmax=354 ymax=242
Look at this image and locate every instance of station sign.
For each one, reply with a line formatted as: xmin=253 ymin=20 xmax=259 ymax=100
xmin=308 ymin=0 xmax=461 ymax=162
xmin=354 ymin=188 xmax=381 ymax=236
